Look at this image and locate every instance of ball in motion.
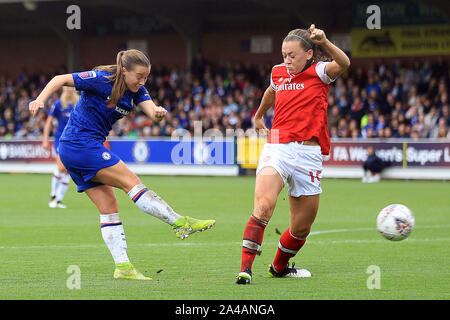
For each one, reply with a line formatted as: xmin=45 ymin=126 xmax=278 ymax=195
xmin=377 ymin=204 xmax=415 ymax=241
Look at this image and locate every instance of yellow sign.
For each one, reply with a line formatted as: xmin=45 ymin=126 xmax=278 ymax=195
xmin=236 ymin=137 xmax=267 ymax=169
xmin=352 ymin=24 xmax=450 ymax=57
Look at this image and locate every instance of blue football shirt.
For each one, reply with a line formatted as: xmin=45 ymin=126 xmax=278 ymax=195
xmin=48 ymin=99 xmax=74 ymax=141
xmin=60 ymin=70 xmax=151 ymax=142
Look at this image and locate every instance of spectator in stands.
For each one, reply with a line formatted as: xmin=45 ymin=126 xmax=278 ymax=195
xmin=383 ymin=126 xmax=393 ymax=138
xmin=366 ymin=75 xmax=381 ymax=96
xmin=430 ymin=117 xmax=448 ymax=138
xmin=396 ymin=123 xmax=410 ymax=138
xmin=439 ymin=104 xmax=450 ymax=126
xmin=410 ymin=129 xmax=420 ymax=140
xmin=423 ymin=107 xmax=439 ymax=138
xmin=351 ymin=127 xmax=360 ymax=139
xmin=352 ymin=96 xmax=366 ymax=122
xmin=375 ymin=114 xmax=387 ymax=136
xmin=361 ymin=113 xmax=376 ymax=138
xmin=383 ymin=92 xmax=396 ymax=115
xmin=327 ymin=104 xmax=340 ymax=129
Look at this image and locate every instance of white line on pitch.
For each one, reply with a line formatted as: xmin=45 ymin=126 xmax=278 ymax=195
xmin=1 ymin=238 xmax=449 ymax=250
xmin=0 ymin=225 xmax=448 ymax=249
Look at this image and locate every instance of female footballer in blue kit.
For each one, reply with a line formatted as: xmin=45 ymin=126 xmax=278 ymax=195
xmin=29 ymin=49 xmax=215 ymax=280
xmin=42 ymin=86 xmax=78 ymax=209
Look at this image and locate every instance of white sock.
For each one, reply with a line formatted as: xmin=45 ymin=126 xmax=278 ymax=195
xmin=56 ymin=173 xmax=70 ymax=202
xmin=127 ymin=183 xmax=182 ymax=225
xmin=100 ymin=213 xmax=130 ymax=264
xmin=51 ymin=169 xmax=60 ymax=198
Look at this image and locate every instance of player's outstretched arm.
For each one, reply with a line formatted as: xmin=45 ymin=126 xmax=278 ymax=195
xmin=29 ymin=74 xmax=74 ymax=116
xmin=309 ymin=24 xmax=350 ymax=80
xmin=138 ymin=99 xmax=168 ymax=122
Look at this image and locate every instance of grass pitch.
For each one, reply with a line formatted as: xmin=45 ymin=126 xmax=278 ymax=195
xmin=0 ymin=173 xmax=448 ymax=300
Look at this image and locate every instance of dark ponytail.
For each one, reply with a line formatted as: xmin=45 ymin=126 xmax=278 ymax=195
xmin=284 ymin=29 xmax=331 ymax=65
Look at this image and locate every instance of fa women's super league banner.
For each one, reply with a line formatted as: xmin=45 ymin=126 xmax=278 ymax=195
xmin=235 ymin=138 xmax=450 ymax=169
xmin=325 ymin=140 xmax=450 ymax=167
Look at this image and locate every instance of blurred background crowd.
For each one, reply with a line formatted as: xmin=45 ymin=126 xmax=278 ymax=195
xmin=0 ymin=55 xmax=449 ymax=140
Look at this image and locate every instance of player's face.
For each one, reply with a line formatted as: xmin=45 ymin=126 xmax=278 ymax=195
xmin=123 ymin=65 xmax=150 ymax=92
xmin=282 ymin=40 xmax=313 ymax=74
xmin=62 ymin=86 xmax=75 ymax=98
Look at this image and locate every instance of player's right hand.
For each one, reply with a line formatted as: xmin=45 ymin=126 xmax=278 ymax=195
xmin=29 ymin=100 xmax=44 ymax=116
xmin=153 ymin=106 xmax=167 ymax=122
xmin=42 ymin=140 xmax=50 ymax=151
xmin=309 ymin=24 xmax=327 ymax=45
xmin=254 ymin=117 xmax=269 ymax=136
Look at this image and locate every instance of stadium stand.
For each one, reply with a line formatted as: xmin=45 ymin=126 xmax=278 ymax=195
xmin=0 ymin=56 xmax=448 ymax=140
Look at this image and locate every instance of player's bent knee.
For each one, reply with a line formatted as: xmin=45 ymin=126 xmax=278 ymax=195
xmin=122 ymin=177 xmax=141 ymax=194
xmin=253 ymin=200 xmax=275 ymax=221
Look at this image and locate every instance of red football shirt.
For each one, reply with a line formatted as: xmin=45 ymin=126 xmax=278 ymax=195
xmin=269 ymin=61 xmax=334 ymax=155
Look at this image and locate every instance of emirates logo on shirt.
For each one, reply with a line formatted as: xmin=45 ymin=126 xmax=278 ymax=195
xmin=275 ymin=82 xmax=305 ymax=91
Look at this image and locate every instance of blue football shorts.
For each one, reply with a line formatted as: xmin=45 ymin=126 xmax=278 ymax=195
xmin=53 ymin=136 xmax=61 ymax=155
xmin=58 ymin=140 xmax=121 ymax=192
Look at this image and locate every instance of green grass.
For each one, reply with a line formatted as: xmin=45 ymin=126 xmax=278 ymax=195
xmin=0 ymin=173 xmax=449 ymax=300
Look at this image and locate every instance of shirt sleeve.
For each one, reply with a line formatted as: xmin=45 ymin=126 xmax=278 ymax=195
xmin=315 ymin=61 xmax=336 ymax=85
xmin=270 ymin=72 xmax=276 ymax=90
xmin=134 ymin=86 xmax=152 ymax=105
xmin=72 ymin=70 xmax=105 ymax=93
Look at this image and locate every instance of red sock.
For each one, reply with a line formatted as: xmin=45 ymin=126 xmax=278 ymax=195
xmin=272 ymin=228 xmax=306 ymax=273
xmin=240 ymin=215 xmax=268 ymax=272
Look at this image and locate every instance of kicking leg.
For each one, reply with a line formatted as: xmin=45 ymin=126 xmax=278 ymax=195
xmin=92 ymin=160 xmax=215 ymax=239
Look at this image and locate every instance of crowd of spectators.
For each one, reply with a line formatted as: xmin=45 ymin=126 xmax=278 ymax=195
xmin=327 ymin=58 xmax=449 ymax=140
xmin=0 ymin=55 xmax=449 ymax=140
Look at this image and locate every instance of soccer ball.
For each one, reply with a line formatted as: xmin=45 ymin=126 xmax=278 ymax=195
xmin=376 ymin=204 xmax=415 ymax=241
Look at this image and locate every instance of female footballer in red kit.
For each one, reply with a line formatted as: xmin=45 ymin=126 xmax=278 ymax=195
xmin=236 ymin=24 xmax=350 ymax=284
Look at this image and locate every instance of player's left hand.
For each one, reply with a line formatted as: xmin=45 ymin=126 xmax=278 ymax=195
xmin=153 ymin=106 xmax=167 ymax=122
xmin=309 ymin=24 xmax=327 ymax=44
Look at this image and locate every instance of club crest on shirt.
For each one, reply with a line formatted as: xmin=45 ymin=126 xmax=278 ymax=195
xmin=102 ymin=152 xmax=111 ymax=160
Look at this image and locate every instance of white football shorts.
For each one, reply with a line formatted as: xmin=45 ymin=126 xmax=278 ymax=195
xmin=256 ymin=142 xmax=323 ymax=197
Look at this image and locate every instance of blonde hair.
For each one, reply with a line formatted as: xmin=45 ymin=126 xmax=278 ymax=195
xmin=60 ymin=87 xmax=79 ymax=109
xmin=94 ymin=49 xmax=151 ymax=106
xmin=284 ymin=29 xmax=330 ymax=62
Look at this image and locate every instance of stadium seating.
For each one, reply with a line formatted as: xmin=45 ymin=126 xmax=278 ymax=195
xmin=0 ymin=57 xmax=448 ymax=139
